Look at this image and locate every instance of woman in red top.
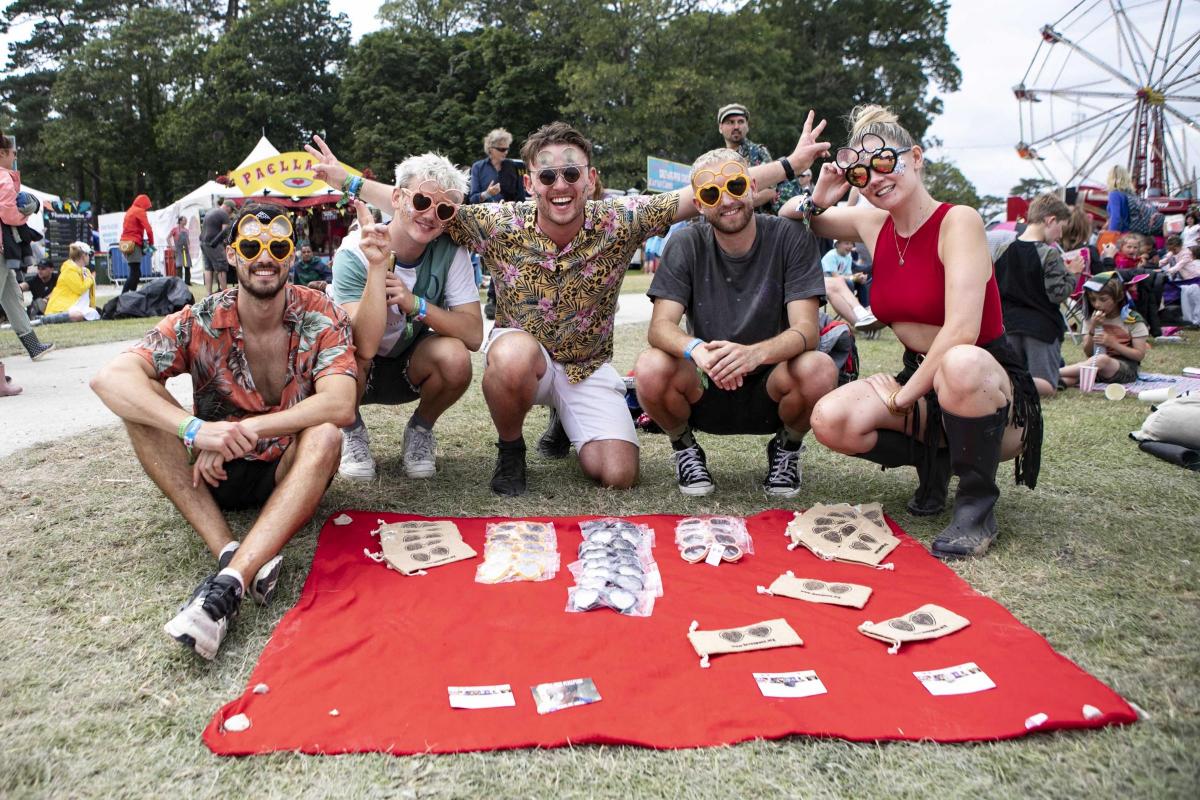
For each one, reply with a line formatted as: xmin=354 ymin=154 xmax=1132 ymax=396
xmin=783 ymin=105 xmax=1041 ymax=559
xmin=119 ymin=193 xmax=154 ymax=294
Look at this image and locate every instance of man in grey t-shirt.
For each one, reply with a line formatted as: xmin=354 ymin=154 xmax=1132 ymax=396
xmin=201 ymin=200 xmax=235 ymax=295
xmin=635 ymin=148 xmax=837 ymax=497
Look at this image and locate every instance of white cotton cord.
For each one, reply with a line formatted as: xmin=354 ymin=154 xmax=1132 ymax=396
xmin=875 ymin=562 xmax=896 ymax=571
xmin=787 ymin=542 xmax=799 ymax=551
xmin=785 ymin=570 xmax=795 ymax=578
xmin=756 ymin=586 xmax=772 ymax=595
xmin=700 ymin=655 xmax=710 ymax=669
xmin=887 ymin=642 xmax=901 ymax=655
xmin=363 ymin=548 xmax=385 ymax=563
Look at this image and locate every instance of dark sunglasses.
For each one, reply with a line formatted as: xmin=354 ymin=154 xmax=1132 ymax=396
xmin=835 ymin=133 xmax=912 ymax=188
xmin=493 ymin=146 xmax=509 ymax=153
xmin=410 ymin=191 xmax=459 ymax=222
xmin=535 ymin=165 xmax=586 ymax=186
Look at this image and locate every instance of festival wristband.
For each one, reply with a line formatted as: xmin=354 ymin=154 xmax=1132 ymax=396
xmin=778 ymin=157 xmax=796 ymax=182
xmin=683 ymin=338 xmax=704 ymax=362
xmin=415 ymin=296 xmax=428 ymax=322
xmin=177 ymin=415 xmax=199 ymax=441
xmin=182 ymin=417 xmax=203 ymax=449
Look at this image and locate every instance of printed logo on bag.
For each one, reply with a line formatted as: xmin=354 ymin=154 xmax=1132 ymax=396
xmin=858 ymin=603 xmax=970 ymax=654
xmin=787 ymin=503 xmax=899 ymax=567
xmin=758 ymin=573 xmax=873 ymax=608
xmin=688 ymin=618 xmax=804 ymax=667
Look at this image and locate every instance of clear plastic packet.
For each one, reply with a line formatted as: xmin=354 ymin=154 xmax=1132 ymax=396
xmin=566 ymin=517 xmax=661 ymax=616
xmin=475 ymin=521 xmax=560 ymax=583
xmin=674 ymin=515 xmax=754 ymax=564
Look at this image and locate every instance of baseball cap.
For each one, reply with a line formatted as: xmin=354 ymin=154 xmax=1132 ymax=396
xmin=717 ymin=103 xmax=749 ymax=124
xmin=70 ymin=240 xmax=93 ymax=255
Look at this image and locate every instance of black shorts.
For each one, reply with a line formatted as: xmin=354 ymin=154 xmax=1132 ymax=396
xmin=209 ymin=457 xmax=280 ymax=511
xmin=201 ymin=245 xmax=228 ymax=272
xmin=689 ymin=367 xmax=780 ymax=436
xmin=361 ymin=330 xmax=434 ymax=406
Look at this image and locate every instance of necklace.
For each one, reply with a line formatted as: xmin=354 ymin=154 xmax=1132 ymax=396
xmin=892 ymin=202 xmax=934 ymax=266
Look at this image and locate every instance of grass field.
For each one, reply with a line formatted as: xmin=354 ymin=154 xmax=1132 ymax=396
xmin=0 ymin=324 xmax=1197 ymax=799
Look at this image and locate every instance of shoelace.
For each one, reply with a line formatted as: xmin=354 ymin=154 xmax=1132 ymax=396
xmin=767 ymin=446 xmax=801 ymax=485
xmin=200 ymin=576 xmax=241 ymax=620
xmin=345 ymin=428 xmax=371 ymax=461
xmin=407 ymin=427 xmax=436 ymax=461
xmin=674 ymin=446 xmax=710 ymax=484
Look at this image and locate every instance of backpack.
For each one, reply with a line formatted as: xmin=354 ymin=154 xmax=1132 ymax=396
xmin=1125 ymin=191 xmax=1164 ymax=235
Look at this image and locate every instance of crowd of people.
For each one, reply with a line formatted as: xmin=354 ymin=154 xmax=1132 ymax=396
xmin=4 ymin=102 xmax=1195 ymax=661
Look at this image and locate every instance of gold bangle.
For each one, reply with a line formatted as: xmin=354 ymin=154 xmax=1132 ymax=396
xmin=886 ymin=390 xmax=911 ymax=417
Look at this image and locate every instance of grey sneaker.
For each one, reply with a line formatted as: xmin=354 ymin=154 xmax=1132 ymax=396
xmin=339 ymin=424 xmax=377 ymax=481
xmin=402 ymin=421 xmax=437 ymax=479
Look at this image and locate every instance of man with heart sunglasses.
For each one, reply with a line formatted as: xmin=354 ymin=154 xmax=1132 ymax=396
xmin=307 ymin=112 xmax=829 ymax=496
xmin=330 ymin=153 xmax=483 ymax=483
xmin=90 ymin=202 xmax=359 ymax=660
xmin=636 ymin=149 xmax=837 ymax=497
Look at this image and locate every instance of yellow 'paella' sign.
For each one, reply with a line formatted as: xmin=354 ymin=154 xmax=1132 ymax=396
xmin=230 ymin=152 xmax=361 ymax=197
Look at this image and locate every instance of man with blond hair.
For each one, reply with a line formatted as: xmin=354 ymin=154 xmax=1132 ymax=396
xmin=334 ymin=153 xmax=483 ymax=481
xmin=635 ymin=148 xmax=837 ymax=496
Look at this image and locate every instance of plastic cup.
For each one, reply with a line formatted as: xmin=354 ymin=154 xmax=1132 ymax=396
xmin=1078 ymin=364 xmax=1098 ymax=393
xmin=1137 ymin=387 xmax=1177 ymax=403
xmin=1104 ymin=383 xmax=1127 ymax=401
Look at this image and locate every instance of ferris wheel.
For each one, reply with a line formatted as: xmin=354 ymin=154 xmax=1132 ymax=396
xmin=1014 ymin=0 xmax=1200 ymax=197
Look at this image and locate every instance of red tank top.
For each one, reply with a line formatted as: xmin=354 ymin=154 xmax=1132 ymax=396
xmin=870 ymin=203 xmax=1004 ymax=346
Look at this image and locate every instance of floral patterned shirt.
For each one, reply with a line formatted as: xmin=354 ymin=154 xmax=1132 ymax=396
xmin=737 ymin=139 xmax=801 ymax=215
xmin=448 ymin=192 xmax=679 ymax=382
xmin=128 ymin=285 xmax=357 ymax=462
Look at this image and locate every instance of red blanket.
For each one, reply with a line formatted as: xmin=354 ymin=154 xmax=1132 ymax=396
xmin=205 ymin=510 xmax=1135 ymax=755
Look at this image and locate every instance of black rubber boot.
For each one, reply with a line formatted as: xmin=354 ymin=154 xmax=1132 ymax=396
xmin=856 ymin=430 xmax=950 ymax=516
xmin=18 ymin=331 xmax=54 ymax=361
xmin=536 ymin=407 xmax=570 ymax=459
xmin=931 ymin=405 xmax=1008 ymax=560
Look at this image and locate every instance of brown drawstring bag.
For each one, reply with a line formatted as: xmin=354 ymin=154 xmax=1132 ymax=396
xmin=365 ymin=520 xmax=477 ymax=576
xmin=857 ymin=603 xmax=969 ymax=654
xmin=786 ymin=503 xmax=899 ymax=568
xmin=757 ymin=571 xmax=873 ymax=609
xmin=686 ymin=618 xmax=804 ymax=668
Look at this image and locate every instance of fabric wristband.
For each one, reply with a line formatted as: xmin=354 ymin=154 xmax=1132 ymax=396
xmin=177 ymin=415 xmax=198 ymax=441
xmin=683 ymin=338 xmax=704 ymax=361
xmin=415 ymin=296 xmax=428 ymax=322
xmin=182 ymin=417 xmax=203 ymax=449
xmin=778 ymin=157 xmax=796 ymax=181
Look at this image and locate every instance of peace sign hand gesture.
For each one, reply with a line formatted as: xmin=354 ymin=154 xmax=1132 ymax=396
xmin=305 ymin=134 xmax=349 ymax=190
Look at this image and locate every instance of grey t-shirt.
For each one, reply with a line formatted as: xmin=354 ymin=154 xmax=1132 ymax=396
xmin=648 ymin=214 xmax=824 ymax=344
xmin=202 ymin=207 xmax=230 ymax=249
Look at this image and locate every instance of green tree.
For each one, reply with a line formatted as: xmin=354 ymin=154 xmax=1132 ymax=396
xmin=924 ymin=158 xmax=980 ymax=209
xmin=1009 ymin=176 xmax=1057 ymax=199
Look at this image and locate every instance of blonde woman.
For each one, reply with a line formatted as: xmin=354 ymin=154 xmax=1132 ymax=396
xmin=40 ymin=242 xmax=99 ymax=324
xmin=783 ymin=105 xmax=1041 ymax=559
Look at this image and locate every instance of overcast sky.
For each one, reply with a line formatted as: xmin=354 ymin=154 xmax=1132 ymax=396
xmin=6 ymin=1 xmax=1198 ymax=198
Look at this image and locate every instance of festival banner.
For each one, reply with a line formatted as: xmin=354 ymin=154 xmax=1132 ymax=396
xmin=230 ymin=152 xmax=361 ymax=197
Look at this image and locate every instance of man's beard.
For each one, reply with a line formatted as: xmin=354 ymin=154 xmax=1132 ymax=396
xmin=709 ymin=203 xmax=753 ymax=234
xmin=237 ymin=265 xmax=289 ymax=299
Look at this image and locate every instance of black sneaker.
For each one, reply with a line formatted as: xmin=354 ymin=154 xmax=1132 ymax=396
xmin=673 ymin=442 xmax=714 ymax=496
xmin=216 ymin=545 xmax=280 ymax=606
xmin=490 ymin=440 xmax=527 ymax=496
xmin=163 ymin=573 xmax=243 ymax=660
xmin=763 ymin=437 xmax=804 ymax=497
xmin=536 ymin=408 xmax=571 ymax=459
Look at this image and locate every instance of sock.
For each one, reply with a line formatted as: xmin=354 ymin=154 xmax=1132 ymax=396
xmin=780 ymin=427 xmax=806 ymax=451
xmin=498 ymin=435 xmax=525 ymax=450
xmin=218 ymin=567 xmax=246 ymax=597
xmin=346 ymin=412 xmax=364 ymax=432
xmin=409 ymin=413 xmax=433 ymax=432
xmin=668 ymin=426 xmax=695 ymax=450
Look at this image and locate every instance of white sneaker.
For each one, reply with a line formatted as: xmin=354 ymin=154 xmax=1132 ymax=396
xmin=855 ymin=309 xmax=884 ymax=332
xmin=339 ymin=424 xmax=377 ymax=480
xmin=402 ymin=421 xmax=437 ymax=479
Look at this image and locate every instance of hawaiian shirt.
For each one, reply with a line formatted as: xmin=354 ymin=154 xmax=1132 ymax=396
xmin=128 ymin=285 xmax=357 ymax=462
xmin=448 ymin=192 xmax=679 ymax=382
xmin=737 ymin=139 xmax=801 ymax=215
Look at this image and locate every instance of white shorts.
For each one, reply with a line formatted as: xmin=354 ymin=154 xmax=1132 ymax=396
xmin=483 ymin=328 xmax=638 ymax=449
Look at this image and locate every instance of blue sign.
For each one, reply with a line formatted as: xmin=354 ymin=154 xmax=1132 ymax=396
xmin=646 ymin=156 xmax=691 ymax=193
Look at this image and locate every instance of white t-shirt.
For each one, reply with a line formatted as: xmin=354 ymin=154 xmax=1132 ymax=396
xmin=332 ymin=230 xmax=478 ymax=357
xmin=1183 ymin=223 xmax=1200 ymax=250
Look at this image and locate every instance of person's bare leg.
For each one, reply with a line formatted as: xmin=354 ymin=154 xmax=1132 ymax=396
xmin=577 ymin=439 xmax=639 ymax=489
xmin=824 ymin=276 xmax=865 ymax=322
xmin=482 ymin=332 xmax=545 ymax=440
xmin=633 ymin=347 xmax=702 ymax=433
xmin=768 ymin=350 xmax=839 ymax=434
xmin=224 ymin=422 xmax=342 ymax=585
xmin=122 ymin=388 xmax=235 ymax=557
xmin=407 ymin=335 xmax=472 ymax=424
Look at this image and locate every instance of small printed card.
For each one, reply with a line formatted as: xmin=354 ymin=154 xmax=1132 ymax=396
xmin=913 ymin=662 xmax=996 ymax=696
xmin=753 ymin=670 xmax=828 ymax=699
xmin=530 ymin=678 xmax=601 ymax=715
xmin=447 ymin=684 xmax=516 ymax=709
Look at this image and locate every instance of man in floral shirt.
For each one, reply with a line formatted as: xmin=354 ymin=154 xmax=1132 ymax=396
xmin=91 ymin=203 xmax=360 ymax=661
xmin=308 ymin=113 xmax=829 ymax=495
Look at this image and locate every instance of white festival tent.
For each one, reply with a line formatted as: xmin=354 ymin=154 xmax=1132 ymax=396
xmin=23 ymin=185 xmax=60 ymax=235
